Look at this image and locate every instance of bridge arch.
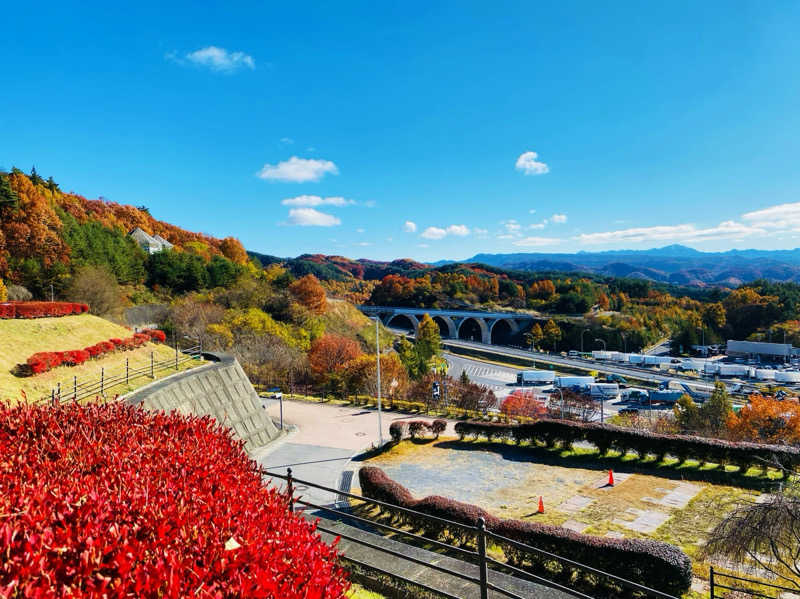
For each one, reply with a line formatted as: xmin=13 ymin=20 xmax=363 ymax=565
xmin=490 ymin=318 xmax=519 ymax=346
xmin=432 ymin=315 xmax=457 ymax=338
xmin=458 ymin=317 xmax=490 ymax=344
xmin=386 ymin=313 xmax=419 ymax=334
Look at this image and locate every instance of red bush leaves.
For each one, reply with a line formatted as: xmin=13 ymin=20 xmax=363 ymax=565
xmin=24 ymin=330 xmax=166 ymax=376
xmin=0 ymin=301 xmax=89 ymax=319
xmin=0 ymin=402 xmax=349 ymax=598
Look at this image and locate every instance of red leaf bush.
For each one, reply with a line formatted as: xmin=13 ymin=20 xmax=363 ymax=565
xmin=22 ymin=330 xmax=167 ymax=377
xmin=359 ymin=466 xmax=691 ymax=596
xmin=0 ymin=301 xmax=89 ymax=319
xmin=0 ymin=402 xmax=349 ymax=598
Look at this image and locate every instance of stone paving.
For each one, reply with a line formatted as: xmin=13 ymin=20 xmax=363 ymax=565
xmin=613 ymin=507 xmax=671 ymax=533
xmin=642 ymin=482 xmax=702 ymax=509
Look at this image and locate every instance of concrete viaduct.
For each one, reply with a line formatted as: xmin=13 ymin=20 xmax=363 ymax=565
xmin=359 ymin=306 xmax=535 ymax=345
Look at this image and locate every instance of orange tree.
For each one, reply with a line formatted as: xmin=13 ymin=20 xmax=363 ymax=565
xmin=308 ymin=333 xmax=363 ymax=396
xmin=289 ymin=274 xmax=328 ymax=315
xmin=727 ymin=394 xmax=800 ymax=445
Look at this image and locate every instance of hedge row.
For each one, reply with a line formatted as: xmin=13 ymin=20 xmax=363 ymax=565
xmin=25 ymin=330 xmax=166 ymax=375
xmin=454 ymin=419 xmax=800 ymax=475
xmin=389 ymin=419 xmax=447 ymax=442
xmin=0 ymin=401 xmax=350 ymax=597
xmin=358 ymin=466 xmax=692 ymax=597
xmin=0 ymin=301 xmax=89 ymax=319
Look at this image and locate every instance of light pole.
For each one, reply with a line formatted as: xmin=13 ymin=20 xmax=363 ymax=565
xmin=620 ymin=332 xmax=627 ymax=353
xmin=595 ymin=338 xmax=607 ymax=351
xmin=581 ymin=328 xmax=589 ymax=355
xmin=697 ymin=326 xmax=705 ymax=355
xmin=372 ymin=317 xmax=383 ymax=447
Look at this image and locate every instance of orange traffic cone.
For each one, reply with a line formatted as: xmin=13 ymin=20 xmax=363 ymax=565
xmin=608 ymin=469 xmax=615 ymax=486
xmin=538 ymin=496 xmax=544 ymax=513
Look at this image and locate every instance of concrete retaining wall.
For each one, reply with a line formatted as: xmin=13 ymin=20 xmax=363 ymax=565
xmin=123 ymin=353 xmax=280 ymax=451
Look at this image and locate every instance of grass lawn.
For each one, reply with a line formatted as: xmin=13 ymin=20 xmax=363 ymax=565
xmin=356 ymin=439 xmax=780 ymax=593
xmin=346 ymin=585 xmax=384 ymax=599
xmin=0 ymin=314 xmax=202 ymax=403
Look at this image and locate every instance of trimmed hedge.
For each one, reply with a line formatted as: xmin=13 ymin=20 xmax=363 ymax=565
xmin=389 ymin=419 xmax=448 ymax=442
xmin=454 ymin=419 xmax=800 ymax=475
xmin=359 ymin=466 xmax=692 ymax=597
xmin=0 ymin=301 xmax=89 ymax=319
xmin=25 ymin=330 xmax=166 ymax=376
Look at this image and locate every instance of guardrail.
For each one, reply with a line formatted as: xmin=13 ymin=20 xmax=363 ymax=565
xmin=710 ymin=567 xmax=799 ymax=598
xmin=38 ymin=345 xmax=203 ymax=405
xmin=264 ymin=468 xmax=682 ymax=599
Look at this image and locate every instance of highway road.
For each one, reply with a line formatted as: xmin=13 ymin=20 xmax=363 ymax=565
xmin=444 ymin=352 xmax=628 ymax=421
xmin=442 ymin=337 xmax=724 ymax=392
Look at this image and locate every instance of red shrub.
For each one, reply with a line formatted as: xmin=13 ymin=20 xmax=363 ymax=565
xmin=10 ymin=301 xmax=90 ymax=319
xmin=109 ymin=337 xmax=124 ymax=347
xmin=0 ymin=303 xmax=15 ymax=319
xmin=501 ymin=390 xmax=547 ymax=420
xmin=144 ymin=329 xmax=167 ymax=343
xmin=0 ymin=402 xmax=349 ymax=598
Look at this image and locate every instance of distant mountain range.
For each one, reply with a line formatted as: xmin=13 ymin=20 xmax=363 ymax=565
xmin=435 ymin=245 xmax=800 ymax=287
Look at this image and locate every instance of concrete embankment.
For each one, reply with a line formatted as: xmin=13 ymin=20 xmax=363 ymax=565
xmin=123 ymin=353 xmax=280 ymax=451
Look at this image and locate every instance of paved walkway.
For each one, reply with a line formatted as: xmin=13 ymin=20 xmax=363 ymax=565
xmin=255 ymin=399 xmax=457 ymax=507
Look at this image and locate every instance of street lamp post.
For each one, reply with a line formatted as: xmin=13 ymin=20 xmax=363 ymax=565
xmin=620 ymin=332 xmax=627 ymax=353
xmin=581 ymin=328 xmax=589 ymax=354
xmin=595 ymin=338 xmax=607 ymax=351
xmin=373 ymin=317 xmax=383 ymax=447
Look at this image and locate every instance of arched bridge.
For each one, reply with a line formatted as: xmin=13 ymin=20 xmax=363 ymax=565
xmin=359 ymin=306 xmax=535 ymax=345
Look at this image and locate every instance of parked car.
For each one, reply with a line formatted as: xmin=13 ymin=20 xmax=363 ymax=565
xmin=619 ymin=407 xmax=640 ymax=415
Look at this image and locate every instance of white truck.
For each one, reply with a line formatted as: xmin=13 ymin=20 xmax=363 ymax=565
xmin=555 ymin=375 xmax=595 ymax=390
xmin=517 ymin=369 xmax=556 ymax=385
xmin=589 ymin=383 xmax=620 ymax=401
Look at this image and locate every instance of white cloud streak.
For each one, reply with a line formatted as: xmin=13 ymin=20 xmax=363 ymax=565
xmin=182 ymin=46 xmax=255 ymax=72
xmin=421 ymin=226 xmax=447 ymax=240
xmin=286 ymin=208 xmax=341 ymax=227
xmin=513 ymin=236 xmax=563 ymax=247
xmin=515 ymin=151 xmax=549 ymax=175
xmin=551 ymin=213 xmax=567 ymax=223
xmin=577 ymin=221 xmax=765 ymax=244
xmin=742 ymin=202 xmax=800 ymax=230
xmin=281 ymin=195 xmax=353 ymax=207
xmin=258 ymin=156 xmax=338 ymax=182
xmin=403 ymin=221 xmax=417 ymax=233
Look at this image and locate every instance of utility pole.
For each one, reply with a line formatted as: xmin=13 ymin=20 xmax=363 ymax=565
xmin=581 ymin=328 xmax=589 ymax=354
xmin=374 ymin=317 xmax=383 ymax=447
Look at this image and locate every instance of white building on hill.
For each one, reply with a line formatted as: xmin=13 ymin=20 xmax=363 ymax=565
xmin=129 ymin=228 xmax=174 ymax=254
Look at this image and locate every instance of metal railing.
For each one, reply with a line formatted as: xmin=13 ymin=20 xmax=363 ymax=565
xmin=38 ymin=345 xmax=203 ymax=405
xmin=710 ymin=567 xmax=800 ymax=598
xmin=265 ymin=468 xmax=682 ymax=599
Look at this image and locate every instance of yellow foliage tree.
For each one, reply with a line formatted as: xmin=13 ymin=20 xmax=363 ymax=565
xmin=0 ymin=278 xmax=6 ymax=301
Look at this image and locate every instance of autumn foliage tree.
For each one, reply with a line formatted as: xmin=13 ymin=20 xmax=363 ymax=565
xmin=727 ymin=394 xmax=800 ymax=445
xmin=309 ymin=333 xmax=363 ymax=396
xmin=289 ymin=274 xmax=327 ymax=315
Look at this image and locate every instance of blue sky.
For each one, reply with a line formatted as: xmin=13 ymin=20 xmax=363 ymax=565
xmin=3 ymin=1 xmax=800 ymax=262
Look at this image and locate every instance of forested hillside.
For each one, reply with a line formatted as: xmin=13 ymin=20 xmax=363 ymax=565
xmin=0 ymin=168 xmax=248 ymax=299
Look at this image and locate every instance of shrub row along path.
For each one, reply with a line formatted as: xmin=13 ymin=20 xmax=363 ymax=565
xmin=256 ymin=400 xmax=572 ymax=599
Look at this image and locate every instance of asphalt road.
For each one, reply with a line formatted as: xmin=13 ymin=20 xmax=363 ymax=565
xmin=444 ymin=351 xmax=631 ymax=421
xmin=442 ymin=338 xmax=724 ymax=392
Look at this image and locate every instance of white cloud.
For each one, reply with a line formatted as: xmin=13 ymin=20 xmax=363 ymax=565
xmin=258 ymin=156 xmax=338 ymax=182
xmin=515 ymin=151 xmax=549 ymax=175
xmin=417 ymin=243 xmax=430 ymax=248
xmin=474 ymin=228 xmax=489 ymax=237
xmin=527 ymin=223 xmax=545 ymax=230
xmin=502 ymin=219 xmax=522 ymax=233
xmin=182 ymin=46 xmax=255 ymax=72
xmin=577 ymin=220 xmax=765 ymax=244
xmin=742 ymin=202 xmax=800 ymax=230
xmin=356 ymin=228 xmax=365 ymax=233
xmin=403 ymin=220 xmax=417 ymax=233
xmin=551 ymin=213 xmax=567 ymax=223
xmin=281 ymin=195 xmax=353 ymax=207
xmin=280 ymin=137 xmax=294 ymax=144
xmin=286 ymin=208 xmax=341 ymax=227
xmin=421 ymin=226 xmax=447 ymax=240
xmin=513 ymin=236 xmax=563 ymax=247
xmin=446 ymin=224 xmax=470 ymax=236
xmin=528 ymin=209 xmax=537 ymax=214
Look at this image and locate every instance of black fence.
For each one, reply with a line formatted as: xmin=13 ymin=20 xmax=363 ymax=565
xmin=710 ymin=567 xmax=799 ymax=599
xmin=37 ymin=345 xmax=203 ymax=405
xmin=265 ymin=468 xmax=682 ymax=599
